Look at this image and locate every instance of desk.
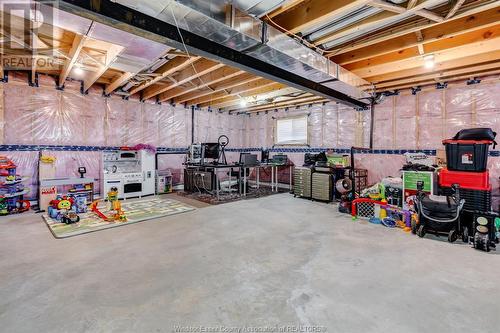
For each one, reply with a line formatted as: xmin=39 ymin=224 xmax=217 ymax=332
xmin=258 ymin=163 xmax=294 ymax=192
xmin=239 ymin=163 xmax=294 ymax=196
xmin=185 ymin=164 xmax=240 ymax=200
xmin=185 ymin=163 xmax=294 ymax=199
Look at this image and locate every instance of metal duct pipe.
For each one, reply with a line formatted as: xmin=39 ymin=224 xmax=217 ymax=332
xmin=306 ymin=7 xmax=382 ymax=43
xmin=50 ymin=0 xmax=372 ymax=108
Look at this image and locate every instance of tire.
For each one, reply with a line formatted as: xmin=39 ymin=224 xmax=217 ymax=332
xmin=448 ymin=230 xmax=458 ymax=243
xmin=74 ymin=216 xmax=80 ymax=223
xmin=417 ymin=225 xmax=425 ymax=238
xmin=62 ymin=217 xmax=69 ymax=224
xmin=411 ymin=218 xmax=417 ymax=235
xmin=473 ymin=233 xmax=479 ymax=249
xmin=462 ymin=227 xmax=469 ymax=243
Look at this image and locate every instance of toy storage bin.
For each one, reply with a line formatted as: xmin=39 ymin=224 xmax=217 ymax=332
xmin=439 ymin=169 xmax=490 ymax=190
xmin=441 ymin=187 xmax=492 ymax=212
xmin=442 ymin=140 xmax=492 ymax=172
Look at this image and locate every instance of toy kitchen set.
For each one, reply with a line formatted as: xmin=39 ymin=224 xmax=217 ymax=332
xmin=101 ymin=150 xmax=155 ymax=199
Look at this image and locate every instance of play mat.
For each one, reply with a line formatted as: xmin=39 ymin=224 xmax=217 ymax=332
xmin=42 ymin=198 xmax=196 ymax=238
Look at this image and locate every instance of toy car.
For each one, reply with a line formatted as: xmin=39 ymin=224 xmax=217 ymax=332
xmin=61 ymin=211 xmax=80 ymax=224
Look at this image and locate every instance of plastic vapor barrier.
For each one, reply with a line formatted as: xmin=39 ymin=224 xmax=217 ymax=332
xmin=1 ymin=80 xmax=246 ymax=198
xmin=1 ymin=76 xmax=498 ymax=206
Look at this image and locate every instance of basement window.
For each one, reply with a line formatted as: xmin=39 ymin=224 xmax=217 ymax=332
xmin=275 ymin=116 xmax=308 ymax=145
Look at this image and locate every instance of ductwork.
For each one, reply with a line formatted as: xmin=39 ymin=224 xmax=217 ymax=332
xmin=16 ymin=2 xmax=172 ymax=78
xmin=50 ymin=0 xmax=372 ymax=108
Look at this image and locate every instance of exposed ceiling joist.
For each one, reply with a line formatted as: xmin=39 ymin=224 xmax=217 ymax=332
xmin=368 ymin=0 xmax=443 ymax=23
xmin=105 ymin=71 xmax=134 ymax=95
xmin=233 ymin=95 xmax=327 ymax=113
xmin=157 ymin=66 xmax=245 ymax=102
xmin=332 ymin=8 xmax=500 ymax=65
xmin=267 ymin=0 xmax=306 ymax=18
xmin=415 ymin=30 xmax=425 ymax=55
xmin=58 ymin=33 xmax=85 ymax=87
xmin=143 ymin=59 xmax=225 ymax=101
xmin=174 ymin=74 xmax=259 ymax=105
xmin=269 ymin=0 xmax=372 ymax=34
xmin=314 ymin=0 xmax=446 ymax=46
xmin=189 ymin=79 xmax=276 ymax=106
xmin=83 ymin=44 xmax=122 ymax=92
xmin=446 ymin=0 xmax=466 ymax=19
xmin=358 ymin=39 xmax=499 ymax=78
xmin=128 ymin=56 xmax=200 ymax=96
xmin=346 ymin=25 xmax=499 ymax=71
xmin=376 ymin=69 xmax=500 ymax=91
xmin=202 ymin=83 xmax=287 ymax=109
xmin=407 ymin=0 xmax=419 ymax=10
xmin=375 ymin=62 xmax=500 ymax=89
xmin=52 ymin=0 xmax=367 ymax=108
xmin=366 ymin=50 xmax=500 ymax=82
xmin=328 ymin=2 xmax=499 ymax=57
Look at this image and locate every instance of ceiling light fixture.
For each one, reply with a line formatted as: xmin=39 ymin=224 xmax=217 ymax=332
xmin=424 ymin=54 xmax=435 ymax=69
xmin=240 ymin=99 xmax=247 ymax=107
xmin=73 ymin=65 xmax=84 ymax=76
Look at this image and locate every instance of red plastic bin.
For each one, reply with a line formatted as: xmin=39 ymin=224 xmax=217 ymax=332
xmin=439 ymin=168 xmax=490 ymax=191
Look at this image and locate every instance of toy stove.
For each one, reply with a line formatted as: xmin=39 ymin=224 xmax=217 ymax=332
xmin=102 ymin=150 xmax=155 ymax=199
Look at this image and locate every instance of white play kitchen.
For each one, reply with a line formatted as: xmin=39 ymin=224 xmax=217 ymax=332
xmin=101 ymin=149 xmax=156 ymax=199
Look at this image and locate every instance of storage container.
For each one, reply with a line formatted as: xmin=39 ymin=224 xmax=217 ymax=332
xmin=312 ymin=172 xmax=333 ymax=202
xmin=294 ymin=167 xmax=312 ymax=198
xmin=442 ymin=139 xmax=492 ymax=172
xmin=441 ymin=186 xmax=491 ymax=212
xmin=439 ymin=168 xmax=490 ymax=191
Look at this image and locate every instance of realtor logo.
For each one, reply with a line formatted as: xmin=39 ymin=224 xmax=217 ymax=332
xmin=0 ymin=0 xmax=59 ymax=70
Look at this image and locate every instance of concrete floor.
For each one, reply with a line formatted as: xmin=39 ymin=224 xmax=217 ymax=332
xmin=0 ymin=193 xmax=499 ymax=333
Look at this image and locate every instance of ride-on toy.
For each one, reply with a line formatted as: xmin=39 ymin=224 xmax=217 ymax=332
xmin=413 ymin=181 xmax=465 ymax=242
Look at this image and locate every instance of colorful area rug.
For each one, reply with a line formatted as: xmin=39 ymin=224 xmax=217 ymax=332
xmin=42 ymin=198 xmax=196 ymax=238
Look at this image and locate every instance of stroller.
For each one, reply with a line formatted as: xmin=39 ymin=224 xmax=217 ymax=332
xmin=412 ymin=181 xmax=465 ymax=243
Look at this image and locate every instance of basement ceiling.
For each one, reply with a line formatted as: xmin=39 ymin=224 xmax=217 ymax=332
xmin=0 ymin=0 xmax=498 ymax=112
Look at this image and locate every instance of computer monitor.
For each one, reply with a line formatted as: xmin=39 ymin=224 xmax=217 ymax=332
xmin=261 ymin=149 xmax=269 ymax=162
xmin=239 ymin=153 xmax=258 ymax=166
xmin=203 ymin=143 xmax=220 ymax=160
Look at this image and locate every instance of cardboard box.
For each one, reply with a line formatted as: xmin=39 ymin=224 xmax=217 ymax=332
xmin=436 ymin=149 xmax=447 ymax=168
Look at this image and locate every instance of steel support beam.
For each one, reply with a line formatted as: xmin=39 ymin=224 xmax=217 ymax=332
xmin=45 ymin=0 xmax=368 ymax=109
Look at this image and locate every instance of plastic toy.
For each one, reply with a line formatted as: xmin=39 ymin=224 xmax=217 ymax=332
xmin=0 ymin=156 xmax=30 ymax=215
xmin=74 ymin=196 xmax=87 ymax=213
xmin=61 ymin=211 xmax=80 ymax=224
xmin=468 ymin=211 xmax=499 ymax=252
xmin=351 ymin=198 xmax=385 ymax=220
xmin=40 ymin=155 xmax=56 ymax=164
xmin=47 ymin=195 xmax=80 ymax=223
xmin=380 ymin=204 xmax=412 ymax=230
xmin=90 ymin=187 xmax=127 ymax=222
xmin=381 ymin=217 xmax=396 ymax=228
xmin=0 ymin=198 xmax=8 ymax=216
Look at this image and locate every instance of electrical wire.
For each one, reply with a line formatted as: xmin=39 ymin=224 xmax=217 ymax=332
xmin=170 ymin=6 xmax=258 ymax=109
xmin=169 ymin=5 xmax=246 ymax=108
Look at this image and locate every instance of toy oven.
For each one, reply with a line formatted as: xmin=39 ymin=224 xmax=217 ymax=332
xmin=119 ymin=151 xmax=138 ymax=160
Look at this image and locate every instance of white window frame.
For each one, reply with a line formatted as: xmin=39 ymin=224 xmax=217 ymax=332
xmin=274 ymin=115 xmax=309 ymax=146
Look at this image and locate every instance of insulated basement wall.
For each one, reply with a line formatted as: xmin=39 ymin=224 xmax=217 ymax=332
xmin=243 ymin=78 xmax=499 ymax=209
xmin=368 ymin=79 xmax=500 ymax=210
xmin=0 ymin=73 xmax=246 ymax=198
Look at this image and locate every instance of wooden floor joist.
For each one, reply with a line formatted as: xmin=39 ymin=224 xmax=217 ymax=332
xmin=142 ymin=59 xmax=224 ymax=101
xmin=333 ymin=8 xmax=500 ymax=65
xmin=156 ymin=66 xmax=244 ymax=102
